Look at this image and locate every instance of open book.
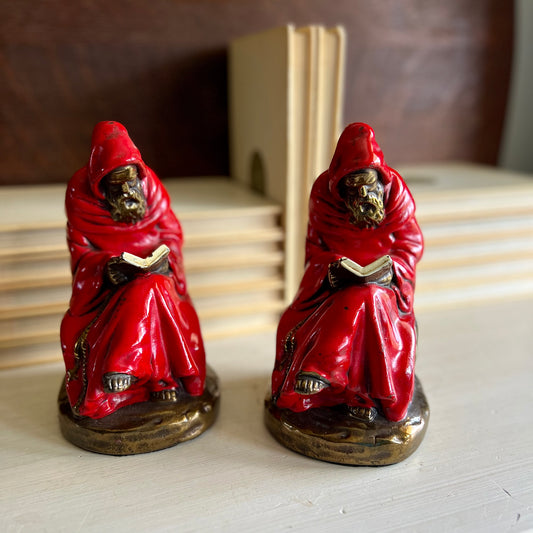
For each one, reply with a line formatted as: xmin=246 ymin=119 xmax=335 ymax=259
xmin=329 ymin=255 xmax=393 ymax=286
xmin=339 ymin=255 xmax=392 ymax=278
xmin=120 ymin=244 xmax=170 ymax=272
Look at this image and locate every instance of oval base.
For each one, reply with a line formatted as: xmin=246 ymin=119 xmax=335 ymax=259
xmin=265 ymin=377 xmax=429 ymax=466
xmin=58 ymin=366 xmax=220 ymax=456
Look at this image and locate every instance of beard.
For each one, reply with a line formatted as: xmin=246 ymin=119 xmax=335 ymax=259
xmin=346 ymin=194 xmax=385 ymax=228
xmin=107 ymin=188 xmax=147 ymax=224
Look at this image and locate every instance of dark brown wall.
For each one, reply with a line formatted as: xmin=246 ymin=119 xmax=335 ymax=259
xmin=0 ymin=0 xmax=513 ymax=185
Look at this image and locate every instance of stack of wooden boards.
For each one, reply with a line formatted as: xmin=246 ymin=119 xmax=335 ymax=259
xmin=229 ymin=24 xmax=346 ymax=297
xmin=1 ymin=164 xmax=532 ymax=368
xmin=0 ymin=177 xmax=284 ymax=369
xmin=402 ymin=162 xmax=533 ymax=311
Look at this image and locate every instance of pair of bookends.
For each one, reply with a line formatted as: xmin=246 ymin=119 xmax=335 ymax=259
xmin=265 ymin=122 xmax=429 ymax=466
xmin=59 ymin=121 xmax=428 ymax=465
xmin=58 ymin=121 xmax=219 ymax=455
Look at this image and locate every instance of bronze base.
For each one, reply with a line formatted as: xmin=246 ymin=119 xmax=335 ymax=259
xmin=265 ymin=377 xmax=429 ymax=466
xmin=58 ymin=366 xmax=220 ymax=456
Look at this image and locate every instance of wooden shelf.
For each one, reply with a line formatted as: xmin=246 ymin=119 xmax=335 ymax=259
xmin=0 ymin=298 xmax=531 ymax=531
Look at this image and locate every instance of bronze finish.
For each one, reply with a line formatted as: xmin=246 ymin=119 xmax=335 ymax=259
xmin=265 ymin=377 xmax=429 ymax=466
xmin=104 ymin=168 xmax=147 ymax=224
xmin=58 ymin=366 xmax=219 ymax=456
xmin=340 ymin=170 xmax=385 ymax=228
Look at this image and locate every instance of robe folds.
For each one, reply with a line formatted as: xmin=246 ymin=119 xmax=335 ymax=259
xmin=60 ymin=121 xmax=206 ymax=419
xmin=271 ymin=123 xmax=424 ymax=422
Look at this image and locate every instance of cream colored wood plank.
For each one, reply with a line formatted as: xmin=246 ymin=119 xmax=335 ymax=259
xmin=229 ymin=25 xmax=291 ymax=201
xmin=419 ymin=238 xmax=533 ymax=270
xmin=0 ymin=341 xmax=61 ymax=369
xmin=285 ymin=25 xmax=311 ymax=301
xmin=315 ymin=26 xmax=345 ymax=176
xmin=0 ymin=243 xmax=67 ymax=260
xmin=402 ymin=163 xmax=533 ymax=224
xmin=202 ymin=321 xmax=278 ymax=341
xmin=186 ymin=265 xmax=282 ymax=287
xmin=0 ymin=285 xmax=71 ymax=314
xmin=0 ymin=256 xmax=70 ymax=281
xmin=417 ymin=258 xmax=533 ymax=291
xmin=0 ymin=228 xmax=66 ymax=252
xmin=0 ymin=301 xmax=67 ymax=321
xmin=422 ymin=215 xmax=533 ymax=246
xmin=185 ymin=250 xmax=283 ymax=274
xmin=182 ymin=212 xmax=282 ymax=237
xmin=184 ymin=239 xmax=282 ymax=265
xmin=198 ymin=300 xmax=285 ymax=321
xmin=200 ymin=310 xmax=280 ymax=339
xmin=0 ymin=272 xmax=69 ymax=291
xmin=184 ymin=227 xmax=283 ymax=248
xmin=0 ymin=184 xmax=66 ymax=231
xmin=191 ymin=286 xmax=284 ymax=313
xmin=416 ymin=195 xmax=533 ymax=224
xmin=401 ymin=161 xmax=533 ymax=194
xmin=164 ymin=177 xmax=282 ymax=217
xmin=415 ymin=277 xmax=533 ymax=310
xmin=0 ymin=328 xmax=59 ymax=350
xmin=189 ymin=277 xmax=284 ymax=299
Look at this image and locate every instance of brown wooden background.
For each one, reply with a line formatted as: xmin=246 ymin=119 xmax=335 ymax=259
xmin=0 ymin=0 xmax=513 ymax=185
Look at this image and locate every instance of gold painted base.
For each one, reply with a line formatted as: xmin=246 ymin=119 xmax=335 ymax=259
xmin=265 ymin=377 xmax=429 ymax=466
xmin=58 ymin=366 xmax=220 ymax=456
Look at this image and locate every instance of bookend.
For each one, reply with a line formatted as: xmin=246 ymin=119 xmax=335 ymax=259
xmin=266 ymin=123 xmax=429 ymax=466
xmin=58 ymin=367 xmax=219 ymax=456
xmin=58 ymin=121 xmax=218 ymax=455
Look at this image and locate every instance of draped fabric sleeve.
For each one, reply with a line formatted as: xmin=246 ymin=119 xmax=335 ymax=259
xmin=389 ymin=216 xmax=424 ymax=314
xmin=291 ymin=230 xmax=340 ymax=311
xmin=289 ymin=175 xmax=342 ymax=306
xmin=158 ymin=208 xmax=187 ymax=296
xmin=66 ymin=223 xmax=114 ymax=317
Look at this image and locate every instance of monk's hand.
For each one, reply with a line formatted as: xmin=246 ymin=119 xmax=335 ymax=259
xmin=375 ymin=265 xmax=393 ymax=288
xmin=150 ymin=256 xmax=170 ymax=276
xmin=106 ymin=257 xmax=130 ymax=285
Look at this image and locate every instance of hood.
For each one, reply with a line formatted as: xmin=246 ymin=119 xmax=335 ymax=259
xmin=87 ymin=121 xmax=149 ymax=199
xmin=328 ymin=122 xmax=393 ymax=202
xmin=65 ymin=121 xmax=170 ymax=238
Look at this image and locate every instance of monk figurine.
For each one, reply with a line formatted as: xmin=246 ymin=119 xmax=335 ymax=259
xmin=265 ymin=123 xmax=429 ymax=465
xmin=58 ymin=121 xmax=219 ymax=455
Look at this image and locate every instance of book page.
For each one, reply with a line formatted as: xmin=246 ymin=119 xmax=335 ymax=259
xmin=121 ymin=244 xmax=170 ymax=270
xmin=340 ymin=255 xmax=392 ymax=277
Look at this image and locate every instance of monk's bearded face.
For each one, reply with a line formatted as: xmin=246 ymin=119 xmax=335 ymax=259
xmin=339 ymin=169 xmax=385 ymax=228
xmin=104 ymin=165 xmax=147 ymax=224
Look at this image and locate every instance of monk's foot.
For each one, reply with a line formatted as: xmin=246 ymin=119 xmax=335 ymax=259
xmin=151 ymin=389 xmax=178 ymax=402
xmin=347 ymin=405 xmax=377 ymax=422
xmin=295 ymin=372 xmax=329 ymax=395
xmin=103 ymin=373 xmax=136 ymax=393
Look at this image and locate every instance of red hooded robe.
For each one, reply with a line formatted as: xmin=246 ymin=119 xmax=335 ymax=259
xmin=271 ymin=123 xmax=423 ymax=421
xmin=60 ymin=121 xmax=206 ymax=419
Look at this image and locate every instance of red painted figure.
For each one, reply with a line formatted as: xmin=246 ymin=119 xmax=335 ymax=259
xmin=272 ymin=123 xmax=423 ymax=422
xmin=60 ymin=121 xmax=206 ymax=419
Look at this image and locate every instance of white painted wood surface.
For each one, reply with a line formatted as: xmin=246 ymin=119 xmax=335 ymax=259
xmin=1 ymin=298 xmax=532 ymax=532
